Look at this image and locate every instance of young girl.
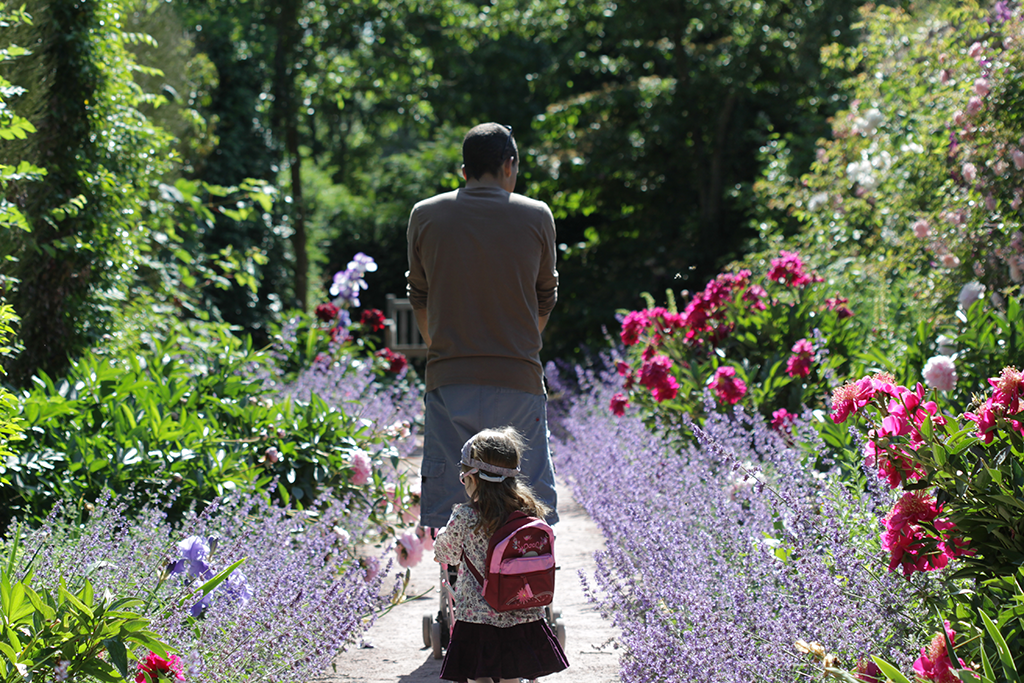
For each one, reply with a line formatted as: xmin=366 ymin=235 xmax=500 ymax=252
xmin=433 ymin=427 xmax=569 ymax=683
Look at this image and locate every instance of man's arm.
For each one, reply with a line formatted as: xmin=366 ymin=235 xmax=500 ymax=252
xmin=415 ymin=307 xmax=432 ymax=347
xmin=538 ymin=314 xmax=549 ymax=333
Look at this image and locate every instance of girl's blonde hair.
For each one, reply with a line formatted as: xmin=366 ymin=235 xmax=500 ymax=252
xmin=461 ymin=426 xmax=550 ymax=536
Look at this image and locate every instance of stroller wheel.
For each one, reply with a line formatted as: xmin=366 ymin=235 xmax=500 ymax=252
xmin=430 ymin=621 xmax=444 ymax=660
xmin=422 ymin=613 xmax=433 ymax=648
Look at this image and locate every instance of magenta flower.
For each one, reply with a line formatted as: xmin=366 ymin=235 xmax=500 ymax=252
xmin=913 ymin=622 xmax=970 ymax=683
xmin=620 ymin=310 xmax=651 ymax=346
xmin=770 ymin=408 xmax=796 ymax=430
xmin=767 ymin=250 xmax=821 ymax=288
xmin=135 ymin=652 xmax=185 ymax=683
xmin=638 ymin=354 xmax=678 ymax=402
xmin=785 ymin=339 xmax=814 ymax=378
xmin=708 ymin=366 xmax=746 ymax=405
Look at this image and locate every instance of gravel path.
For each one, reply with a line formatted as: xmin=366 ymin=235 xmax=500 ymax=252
xmin=318 ymin=475 xmax=621 ymax=683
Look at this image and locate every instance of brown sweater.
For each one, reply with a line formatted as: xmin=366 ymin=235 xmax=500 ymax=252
xmin=407 ymin=185 xmax=558 ymax=395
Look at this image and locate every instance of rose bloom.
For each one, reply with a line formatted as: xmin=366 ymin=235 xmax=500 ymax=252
xmin=922 ymin=356 xmax=957 ymax=392
xmin=349 ymin=448 xmax=372 ymax=485
xmin=962 ymin=162 xmax=977 ymax=182
xmin=973 ymin=78 xmax=990 ymax=96
xmin=966 ymin=96 xmax=982 ymax=117
xmin=912 ymin=219 xmax=930 ymax=238
xmin=396 ymin=530 xmax=424 ymax=568
xmin=609 ymin=392 xmax=629 ymax=416
xmin=941 ymin=254 xmax=961 ymax=268
xmin=1013 ymin=149 xmax=1024 ymax=170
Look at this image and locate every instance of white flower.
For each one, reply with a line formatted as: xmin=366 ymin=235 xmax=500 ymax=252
xmin=54 ymin=660 xmax=70 ymax=682
xmin=807 ymin=192 xmax=829 ymax=212
xmin=923 ymin=356 xmax=958 ymax=392
xmin=936 ymin=335 xmax=956 ymax=356
xmin=958 ymin=281 xmax=985 ymax=310
xmin=900 ymin=140 xmax=925 ymax=154
xmin=853 ymin=108 xmax=885 ymax=136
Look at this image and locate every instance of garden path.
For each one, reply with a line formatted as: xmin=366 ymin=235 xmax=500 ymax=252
xmin=319 ymin=464 xmax=621 ymax=683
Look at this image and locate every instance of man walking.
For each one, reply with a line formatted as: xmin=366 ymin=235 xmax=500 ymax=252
xmin=407 ymin=122 xmax=560 ymax=528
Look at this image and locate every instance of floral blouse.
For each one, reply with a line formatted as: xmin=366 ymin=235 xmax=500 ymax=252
xmin=433 ymin=504 xmax=545 ymax=627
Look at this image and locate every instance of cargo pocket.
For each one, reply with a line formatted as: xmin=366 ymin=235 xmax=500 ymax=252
xmin=421 ymin=459 xmax=446 ymax=480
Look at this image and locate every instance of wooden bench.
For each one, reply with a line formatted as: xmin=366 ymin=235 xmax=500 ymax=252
xmin=385 ymin=294 xmax=428 ymax=358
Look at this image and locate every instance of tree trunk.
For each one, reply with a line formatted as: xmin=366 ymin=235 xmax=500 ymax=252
xmin=272 ymin=0 xmax=307 ymax=311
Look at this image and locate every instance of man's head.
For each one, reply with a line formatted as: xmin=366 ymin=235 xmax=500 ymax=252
xmin=462 ymin=122 xmax=517 ymax=180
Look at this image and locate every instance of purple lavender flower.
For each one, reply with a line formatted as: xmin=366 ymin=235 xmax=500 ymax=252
xmin=329 ymin=253 xmax=378 ymax=309
xmin=224 ymin=569 xmax=253 ymax=606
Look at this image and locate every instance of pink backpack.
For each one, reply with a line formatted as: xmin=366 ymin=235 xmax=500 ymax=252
xmin=462 ymin=510 xmax=556 ymax=612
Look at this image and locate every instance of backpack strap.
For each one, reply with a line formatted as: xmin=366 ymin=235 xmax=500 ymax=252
xmin=461 ymin=547 xmax=485 ymax=586
xmin=460 ymin=510 xmax=526 ymax=586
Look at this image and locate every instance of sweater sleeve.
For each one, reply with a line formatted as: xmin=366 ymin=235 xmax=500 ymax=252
xmin=536 ymin=204 xmax=559 ymax=317
xmin=433 ymin=504 xmax=473 ymax=566
xmin=406 ymin=205 xmax=428 ymax=310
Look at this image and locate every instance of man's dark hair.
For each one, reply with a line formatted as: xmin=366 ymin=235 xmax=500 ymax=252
xmin=462 ymin=122 xmax=517 ymax=180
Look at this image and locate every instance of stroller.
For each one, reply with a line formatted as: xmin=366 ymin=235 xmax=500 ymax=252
xmin=422 ymin=560 xmax=566 ymax=662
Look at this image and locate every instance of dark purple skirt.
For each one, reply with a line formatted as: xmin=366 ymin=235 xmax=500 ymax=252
xmin=439 ymin=619 xmax=569 ymax=682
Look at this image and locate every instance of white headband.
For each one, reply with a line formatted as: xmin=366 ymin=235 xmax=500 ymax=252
xmin=460 ymin=437 xmax=520 ymax=482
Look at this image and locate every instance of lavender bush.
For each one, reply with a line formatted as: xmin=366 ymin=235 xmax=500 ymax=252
xmin=549 ymin=364 xmax=935 ymax=683
xmin=14 ymin=487 xmax=398 ymax=683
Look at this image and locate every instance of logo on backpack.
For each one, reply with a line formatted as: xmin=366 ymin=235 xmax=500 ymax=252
xmin=462 ymin=511 xmax=556 ymax=612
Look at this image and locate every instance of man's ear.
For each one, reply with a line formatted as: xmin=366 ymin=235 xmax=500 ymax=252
xmin=461 ymin=165 xmax=468 ymax=180
xmin=504 ymin=157 xmax=514 ymax=177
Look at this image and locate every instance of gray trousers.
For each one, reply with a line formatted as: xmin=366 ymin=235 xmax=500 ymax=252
xmin=419 ymin=384 xmax=559 ymax=528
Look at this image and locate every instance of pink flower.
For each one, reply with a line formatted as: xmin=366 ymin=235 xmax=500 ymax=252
xmin=785 ymin=339 xmax=814 ymax=378
xmin=349 ymin=448 xmax=372 ymax=485
xmin=973 ymin=78 xmax=990 ymax=96
xmin=361 ymin=556 xmax=381 ymax=582
xmin=922 ymin=356 xmax=957 ymax=392
xmin=135 ymin=652 xmax=185 ymax=683
xmin=912 ymin=219 xmax=931 ymax=238
xmin=416 ymin=525 xmax=434 ymax=552
xmin=638 ymin=354 xmax=678 ymax=402
xmin=396 ymin=530 xmax=424 ymax=568
xmin=966 ymin=96 xmax=982 ymax=117
xmin=986 ymin=194 xmax=997 ymax=211
xmin=962 ymin=162 xmax=977 ymax=182
xmin=968 ymin=41 xmax=984 ymax=58
xmin=708 ymin=366 xmax=746 ymax=405
xmin=830 ymin=376 xmax=877 ymax=423
xmin=771 ymin=408 xmax=796 ymax=430
xmin=620 ymin=310 xmax=651 ymax=346
xmin=953 ymin=110 xmax=966 ymax=127
xmin=882 ymin=492 xmax=950 ymax=577
xmin=854 ymin=659 xmax=883 ymax=683
xmin=988 ymin=366 xmax=1023 ymax=411
xmin=913 ymin=622 xmax=970 ymax=683
xmin=965 ymin=400 xmax=998 ymax=444
xmin=609 ymin=392 xmax=629 ymax=416
xmin=1012 ymin=149 xmax=1024 ymax=170
xmin=941 ymin=254 xmax=961 ymax=268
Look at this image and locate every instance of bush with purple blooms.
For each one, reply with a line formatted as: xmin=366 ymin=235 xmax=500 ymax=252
xmin=10 ymin=486 xmax=398 ymax=683
xmin=549 ymin=365 xmax=928 ymax=683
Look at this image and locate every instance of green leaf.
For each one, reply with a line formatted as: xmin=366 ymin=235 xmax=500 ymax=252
xmin=103 ymin=638 xmax=129 ymax=680
xmin=871 ymin=657 xmax=914 ymax=683
xmin=979 ymin=609 xmax=1020 ymax=683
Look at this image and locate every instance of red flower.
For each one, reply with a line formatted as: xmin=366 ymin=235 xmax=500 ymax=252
xmin=375 ymin=348 xmax=408 ymax=374
xmin=360 ymin=308 xmax=387 ymax=333
xmin=825 ymin=296 xmax=854 ymax=318
xmin=315 ymin=302 xmax=340 ymax=323
xmin=609 ymin=393 xmax=629 ymax=416
xmin=638 ymin=354 xmax=679 ymax=403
